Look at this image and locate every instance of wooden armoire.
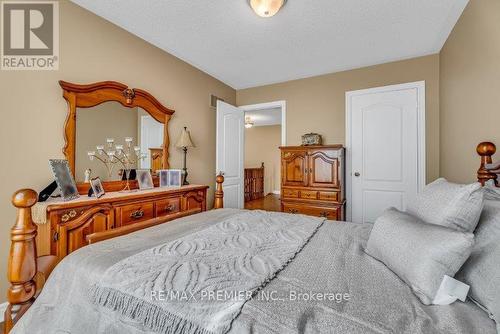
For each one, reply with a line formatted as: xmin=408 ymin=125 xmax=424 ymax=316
xmin=280 ymin=145 xmax=345 ymax=220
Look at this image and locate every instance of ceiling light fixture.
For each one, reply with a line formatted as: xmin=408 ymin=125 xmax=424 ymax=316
xmin=245 ymin=116 xmax=254 ymax=128
xmin=248 ymin=0 xmax=287 ymax=18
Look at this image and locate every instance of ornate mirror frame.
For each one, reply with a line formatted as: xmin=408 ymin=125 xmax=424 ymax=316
xmin=59 ymin=80 xmax=175 ymax=192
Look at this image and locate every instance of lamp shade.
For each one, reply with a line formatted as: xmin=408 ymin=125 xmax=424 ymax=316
xmin=249 ymin=0 xmax=286 ymax=18
xmin=175 ymin=127 xmax=195 ymax=148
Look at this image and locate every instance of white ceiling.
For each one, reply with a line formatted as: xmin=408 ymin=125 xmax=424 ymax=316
xmin=245 ymin=108 xmax=281 ymax=127
xmin=71 ymin=0 xmax=468 ymax=89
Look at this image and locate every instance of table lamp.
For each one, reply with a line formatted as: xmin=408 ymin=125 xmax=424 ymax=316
xmin=175 ymin=127 xmax=195 ymax=185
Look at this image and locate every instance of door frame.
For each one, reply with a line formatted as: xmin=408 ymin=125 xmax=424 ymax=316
xmin=239 ymin=100 xmax=287 ymax=146
xmin=345 ymin=81 xmax=426 ymax=221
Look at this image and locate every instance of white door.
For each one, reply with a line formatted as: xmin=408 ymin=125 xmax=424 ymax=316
xmin=140 ymin=115 xmax=164 ymax=169
xmin=216 ymin=101 xmax=245 ymax=209
xmin=347 ymin=81 xmax=425 ymax=223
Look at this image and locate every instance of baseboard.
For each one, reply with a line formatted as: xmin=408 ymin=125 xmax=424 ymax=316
xmin=272 ymin=190 xmax=281 ymax=195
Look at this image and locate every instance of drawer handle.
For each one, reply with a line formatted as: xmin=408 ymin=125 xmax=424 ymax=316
xmin=320 ymin=211 xmax=329 ymax=218
xmin=130 ymin=210 xmax=144 ymax=219
xmin=165 ymin=204 xmax=175 ymax=212
xmin=288 ymin=208 xmax=298 ymax=214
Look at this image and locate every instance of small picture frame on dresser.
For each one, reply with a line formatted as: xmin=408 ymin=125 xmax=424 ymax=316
xmin=137 ymin=169 xmax=154 ymax=190
xmin=90 ymin=177 xmax=105 ymax=198
xmin=49 ymin=159 xmax=80 ymax=201
xmin=167 ymin=169 xmax=182 ymax=187
xmin=158 ymin=169 xmax=169 ymax=188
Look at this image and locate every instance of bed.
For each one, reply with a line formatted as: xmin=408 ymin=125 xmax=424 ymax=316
xmin=4 ymin=142 xmax=500 ymax=334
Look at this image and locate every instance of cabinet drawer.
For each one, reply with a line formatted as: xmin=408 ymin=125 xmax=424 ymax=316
xmin=283 ymin=202 xmax=341 ymax=220
xmin=318 ymin=191 xmax=338 ymax=202
xmin=282 ymin=188 xmax=299 ymax=198
xmin=300 ymin=190 xmax=318 ymax=200
xmin=155 ymin=197 xmax=181 ymax=217
xmin=116 ymin=202 xmax=154 ymax=226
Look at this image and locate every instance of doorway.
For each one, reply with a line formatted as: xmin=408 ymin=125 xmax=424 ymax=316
xmin=216 ymin=101 xmax=286 ymax=210
xmin=345 ymin=81 xmax=426 ymax=223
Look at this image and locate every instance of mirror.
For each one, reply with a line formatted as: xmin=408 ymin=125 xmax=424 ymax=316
xmin=75 ymin=102 xmax=164 ymax=182
xmin=59 ymin=80 xmax=174 ymax=191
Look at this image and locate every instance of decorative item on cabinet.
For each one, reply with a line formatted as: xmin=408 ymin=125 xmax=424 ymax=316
xmin=137 ymin=169 xmax=154 ymax=190
xmin=49 ymin=159 xmax=80 ymax=201
xmin=280 ymin=145 xmax=345 ymax=220
xmin=158 ymin=169 xmax=182 ymax=188
xmin=38 ymin=181 xmax=58 ymax=202
xmin=87 ymin=137 xmax=146 ymax=192
xmin=84 ymin=169 xmax=92 ymax=183
xmin=301 ymin=133 xmax=322 ymax=146
xmin=168 ymin=169 xmax=182 ymax=187
xmin=90 ymin=177 xmax=105 ymax=198
xmin=175 ymin=127 xmax=196 ymax=185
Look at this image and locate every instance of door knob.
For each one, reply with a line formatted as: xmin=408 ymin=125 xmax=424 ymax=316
xmin=354 ymin=172 xmax=360 ymax=177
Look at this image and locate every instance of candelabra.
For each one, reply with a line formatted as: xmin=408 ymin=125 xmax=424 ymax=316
xmin=87 ymin=137 xmax=146 ymax=192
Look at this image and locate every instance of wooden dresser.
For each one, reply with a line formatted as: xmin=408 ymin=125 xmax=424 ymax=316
xmin=34 ymin=185 xmax=208 ymax=260
xmin=280 ymin=145 xmax=345 ymax=220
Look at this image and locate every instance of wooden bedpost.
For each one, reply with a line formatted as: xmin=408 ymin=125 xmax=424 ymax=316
xmin=214 ymin=172 xmax=224 ymax=209
xmin=477 ymin=142 xmax=498 ymax=186
xmin=4 ymin=189 xmax=38 ymax=333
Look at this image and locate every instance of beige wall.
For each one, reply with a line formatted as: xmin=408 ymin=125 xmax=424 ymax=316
xmin=245 ymin=125 xmax=281 ymax=194
xmin=75 ymin=102 xmax=139 ymax=182
xmin=237 ymin=54 xmax=440 ymax=184
xmin=440 ymin=0 xmax=500 ymax=183
xmin=0 ymin=0 xmax=235 ymax=303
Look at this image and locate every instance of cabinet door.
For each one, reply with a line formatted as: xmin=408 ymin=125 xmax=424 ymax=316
xmin=281 ymin=150 xmax=308 ymax=187
xmin=57 ymin=206 xmax=113 ymax=258
xmin=182 ymin=190 xmax=207 ymax=212
xmin=308 ymin=150 xmax=340 ymax=188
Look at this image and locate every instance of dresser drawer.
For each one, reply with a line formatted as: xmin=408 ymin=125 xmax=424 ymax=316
xmin=300 ymin=190 xmax=318 ymax=200
xmin=155 ymin=197 xmax=181 ymax=217
xmin=282 ymin=188 xmax=299 ymax=198
xmin=282 ymin=202 xmax=341 ymax=220
xmin=318 ymin=191 xmax=339 ymax=202
xmin=116 ymin=202 xmax=154 ymax=226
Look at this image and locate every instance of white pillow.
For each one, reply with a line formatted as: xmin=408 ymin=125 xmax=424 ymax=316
xmin=457 ymin=199 xmax=500 ymax=329
xmin=365 ymin=208 xmax=474 ymax=305
xmin=407 ymin=178 xmax=484 ymax=232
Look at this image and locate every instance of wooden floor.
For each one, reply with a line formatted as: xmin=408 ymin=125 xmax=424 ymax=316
xmin=244 ymin=194 xmax=281 ymax=212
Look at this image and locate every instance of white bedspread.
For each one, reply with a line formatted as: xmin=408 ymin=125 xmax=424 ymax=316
xmin=11 ymin=209 xmax=496 ymax=334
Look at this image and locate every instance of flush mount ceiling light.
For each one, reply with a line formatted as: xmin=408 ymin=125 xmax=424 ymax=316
xmin=248 ymin=0 xmax=287 ymax=18
xmin=245 ymin=116 xmax=254 ymax=128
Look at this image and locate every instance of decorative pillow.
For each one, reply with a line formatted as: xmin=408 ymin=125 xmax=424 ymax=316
xmin=484 ymin=180 xmax=500 ymax=201
xmin=407 ymin=178 xmax=484 ymax=232
xmin=456 ymin=199 xmax=500 ymax=328
xmin=365 ymin=207 xmax=474 ymax=305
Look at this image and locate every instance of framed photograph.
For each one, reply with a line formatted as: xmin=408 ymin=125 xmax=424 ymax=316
xmin=167 ymin=169 xmax=182 ymax=187
xmin=137 ymin=169 xmax=154 ymax=190
xmin=90 ymin=177 xmax=105 ymax=198
xmin=49 ymin=159 xmax=80 ymax=201
xmin=158 ymin=169 xmax=169 ymax=188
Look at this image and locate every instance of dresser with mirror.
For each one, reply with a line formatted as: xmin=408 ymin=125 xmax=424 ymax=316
xmin=34 ymin=81 xmax=208 ymax=260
